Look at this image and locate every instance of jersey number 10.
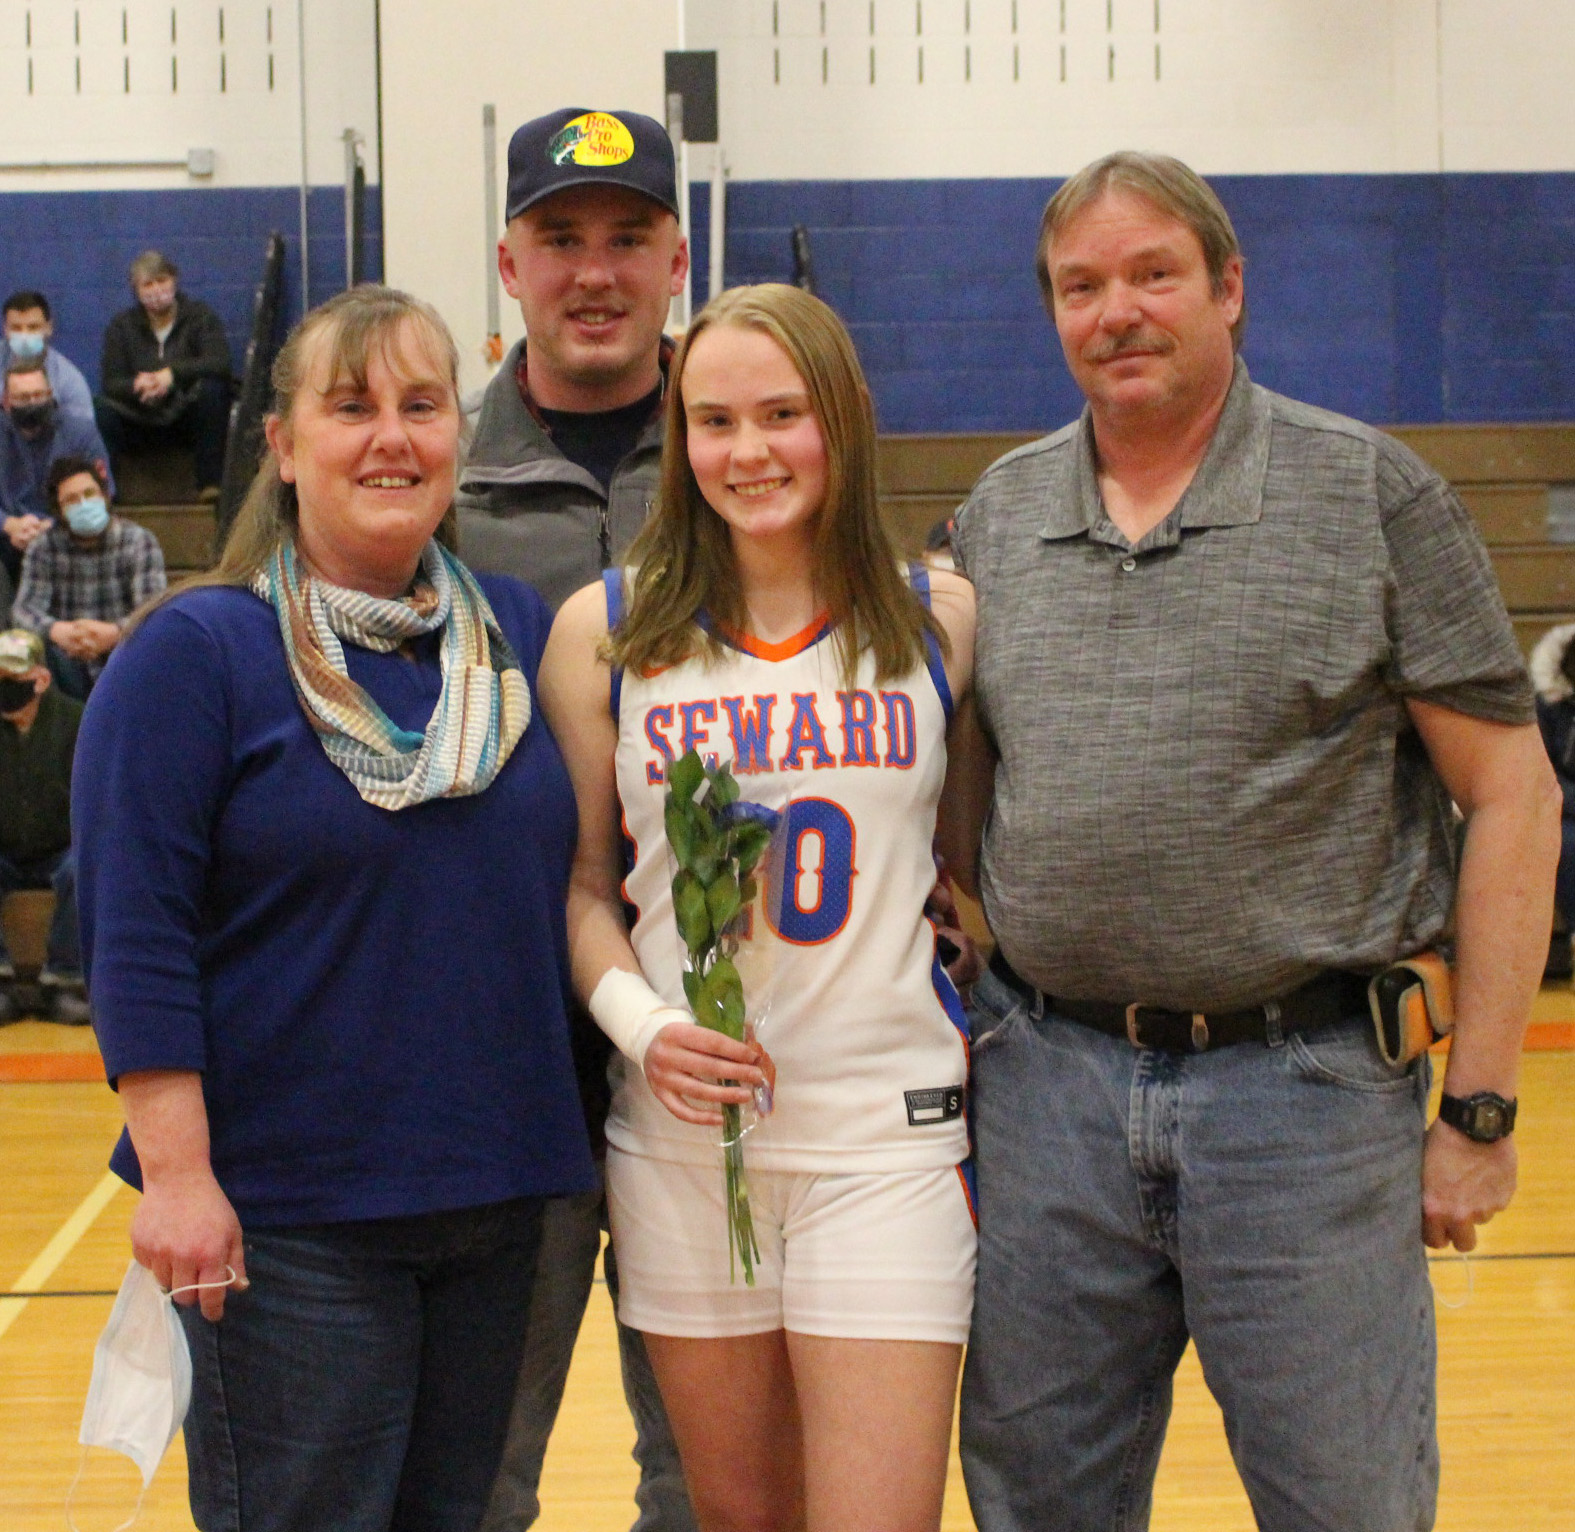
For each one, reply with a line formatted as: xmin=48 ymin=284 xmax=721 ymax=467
xmin=769 ymin=798 xmax=857 ymax=947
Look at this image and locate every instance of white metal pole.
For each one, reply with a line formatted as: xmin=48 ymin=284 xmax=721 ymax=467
xmin=296 ymin=0 xmax=310 ymax=315
xmin=342 ymin=128 xmax=361 ymax=290
xmin=709 ymin=147 xmax=726 ymax=300
xmin=483 ymin=105 xmax=501 ymax=356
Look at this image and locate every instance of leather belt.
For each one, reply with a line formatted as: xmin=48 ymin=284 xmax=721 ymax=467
xmin=987 ymin=950 xmax=1369 ymax=1052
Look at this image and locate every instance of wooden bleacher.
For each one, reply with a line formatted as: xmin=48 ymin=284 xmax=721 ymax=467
xmin=112 ymin=446 xmax=218 ymax=579
xmin=104 ymin=423 xmax=1575 ymax=653
xmin=876 ymin=422 xmax=1575 ymax=656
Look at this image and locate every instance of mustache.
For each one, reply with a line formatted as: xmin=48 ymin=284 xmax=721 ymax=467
xmin=1084 ymin=330 xmax=1176 ymax=363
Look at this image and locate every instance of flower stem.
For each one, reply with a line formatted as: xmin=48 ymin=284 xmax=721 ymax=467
xmin=722 ymin=1102 xmax=761 ymax=1285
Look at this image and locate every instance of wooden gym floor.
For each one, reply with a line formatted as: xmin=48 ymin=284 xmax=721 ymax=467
xmin=3 ymin=1000 xmax=1572 ymax=1532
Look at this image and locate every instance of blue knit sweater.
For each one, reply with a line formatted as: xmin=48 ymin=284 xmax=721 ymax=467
xmin=74 ymin=576 xmax=596 ymax=1227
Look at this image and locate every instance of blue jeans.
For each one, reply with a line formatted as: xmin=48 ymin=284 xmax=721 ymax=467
xmin=0 ymin=847 xmax=80 ymax=976
xmin=178 ymin=1197 xmax=544 ymax=1532
xmin=959 ymin=965 xmax=1439 ymax=1532
xmin=1554 ymin=820 xmax=1575 ymax=924
xmin=481 ymin=1189 xmax=695 ymax=1532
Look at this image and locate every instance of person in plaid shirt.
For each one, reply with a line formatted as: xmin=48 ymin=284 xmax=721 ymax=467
xmin=12 ymin=454 xmax=165 ymax=698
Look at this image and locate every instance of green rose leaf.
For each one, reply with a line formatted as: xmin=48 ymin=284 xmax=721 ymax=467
xmin=699 ymin=955 xmax=746 ymax=1041
xmin=730 ymin=822 xmax=772 ymax=876
xmin=667 ymin=749 xmax=705 ymax=803
xmin=719 ymin=977 xmax=746 ymax=1036
xmin=706 ymin=869 xmax=742 ymax=932
xmin=691 ymin=976 xmax=725 ymax=1030
xmin=710 ymin=768 xmax=741 ymax=808
xmin=672 ymin=870 xmax=712 ymax=952
xmin=665 ymin=799 xmax=697 ymax=867
xmin=681 ymin=966 xmax=702 ymax=1009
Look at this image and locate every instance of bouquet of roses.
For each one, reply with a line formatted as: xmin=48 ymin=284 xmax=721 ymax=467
xmin=664 ymin=749 xmax=781 ymax=1284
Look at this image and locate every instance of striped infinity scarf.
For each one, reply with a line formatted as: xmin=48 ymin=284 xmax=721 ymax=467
xmin=252 ymin=539 xmax=531 ymax=811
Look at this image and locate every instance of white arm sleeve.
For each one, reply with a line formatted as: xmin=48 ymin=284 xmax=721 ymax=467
xmin=587 ymin=967 xmax=689 ymax=1071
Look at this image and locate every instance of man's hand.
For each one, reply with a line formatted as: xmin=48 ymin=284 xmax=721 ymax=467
xmin=77 ymin=619 xmax=122 ymax=658
xmin=49 ymin=618 xmax=109 ymax=660
xmin=1421 ymin=1120 xmax=1517 ymax=1251
xmin=925 ymin=876 xmax=984 ymax=987
xmin=3 ymin=513 xmax=47 ymax=551
xmin=131 ymin=1167 xmax=247 ymax=1321
xmin=49 ymin=618 xmax=90 ymax=659
xmin=133 ymin=367 xmax=174 ymax=403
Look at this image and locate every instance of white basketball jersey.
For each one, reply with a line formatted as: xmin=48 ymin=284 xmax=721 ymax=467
xmin=607 ymin=570 xmax=970 ymax=1174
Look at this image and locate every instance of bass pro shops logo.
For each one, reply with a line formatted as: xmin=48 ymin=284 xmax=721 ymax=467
xmin=547 ymin=112 xmax=635 ymax=167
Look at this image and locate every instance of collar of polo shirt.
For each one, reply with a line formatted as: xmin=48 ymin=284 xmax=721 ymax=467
xmin=1039 ymin=358 xmax=1273 ymax=545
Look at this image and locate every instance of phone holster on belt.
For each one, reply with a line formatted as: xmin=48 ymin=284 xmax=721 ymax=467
xmin=1368 ymin=951 xmax=1454 ymax=1067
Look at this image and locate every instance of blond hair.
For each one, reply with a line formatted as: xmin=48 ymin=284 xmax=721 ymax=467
xmin=126 ymin=284 xmax=461 ymax=635
xmin=608 ymin=283 xmax=938 ymax=686
xmin=129 ymin=250 xmax=178 ymax=289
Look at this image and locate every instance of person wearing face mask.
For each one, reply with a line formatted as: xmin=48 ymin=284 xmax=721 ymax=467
xmin=96 ymin=250 xmax=233 ymax=501
xmin=0 ymin=357 xmax=113 ymax=592
xmin=0 ymin=290 xmax=96 ymax=425
xmin=0 ymin=627 xmax=87 ymax=1025
xmin=10 ymin=456 xmax=164 ymax=699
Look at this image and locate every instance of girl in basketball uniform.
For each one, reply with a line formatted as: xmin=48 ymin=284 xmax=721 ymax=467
xmin=540 ymin=283 xmax=977 ymax=1532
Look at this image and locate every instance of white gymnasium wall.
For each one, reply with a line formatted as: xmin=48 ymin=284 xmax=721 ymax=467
xmin=681 ymin=0 xmax=1575 ymax=179
xmin=0 ymin=0 xmax=379 ymax=193
xmin=1441 ymin=0 xmax=1575 ymax=171
xmin=378 ymin=0 xmax=680 ymax=398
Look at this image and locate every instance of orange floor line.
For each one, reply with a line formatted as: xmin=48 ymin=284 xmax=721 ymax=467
xmin=1525 ymin=1021 xmax=1575 ymax=1051
xmin=1 ymin=1027 xmax=1569 ymax=1089
xmin=1427 ymin=1021 xmax=1574 ymax=1057
xmin=0 ymin=1053 xmax=107 ymax=1083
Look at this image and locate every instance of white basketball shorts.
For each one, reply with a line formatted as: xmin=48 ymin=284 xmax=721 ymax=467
xmin=606 ymin=1146 xmax=977 ymax=1343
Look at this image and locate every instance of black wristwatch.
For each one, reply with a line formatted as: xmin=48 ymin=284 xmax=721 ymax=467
xmin=1437 ymin=1091 xmax=1518 ymax=1143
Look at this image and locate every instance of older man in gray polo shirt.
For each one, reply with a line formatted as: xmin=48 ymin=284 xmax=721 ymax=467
xmin=946 ymin=151 xmax=1560 ymax=1532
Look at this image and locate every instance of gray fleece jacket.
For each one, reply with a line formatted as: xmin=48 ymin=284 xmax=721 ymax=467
xmin=455 ymin=338 xmax=665 ymax=613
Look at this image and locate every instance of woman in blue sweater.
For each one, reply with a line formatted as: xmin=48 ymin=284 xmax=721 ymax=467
xmin=73 ymin=286 xmax=595 ymax=1532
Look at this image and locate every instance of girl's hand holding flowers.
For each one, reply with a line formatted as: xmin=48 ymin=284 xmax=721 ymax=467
xmin=643 ymin=1021 xmax=774 ymax=1128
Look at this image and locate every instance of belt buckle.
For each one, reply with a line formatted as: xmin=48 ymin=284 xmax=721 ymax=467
xmin=1125 ymin=1004 xmax=1211 ymax=1050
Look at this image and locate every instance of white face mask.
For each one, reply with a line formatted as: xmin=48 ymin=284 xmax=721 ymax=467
xmin=70 ymin=1258 xmax=237 ymax=1532
xmin=78 ymin=1259 xmax=194 ymax=1486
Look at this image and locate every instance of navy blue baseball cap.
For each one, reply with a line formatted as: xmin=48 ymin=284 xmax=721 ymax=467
xmin=505 ymin=108 xmax=679 ymax=222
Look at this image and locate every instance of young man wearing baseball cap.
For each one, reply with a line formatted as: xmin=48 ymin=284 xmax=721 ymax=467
xmin=458 ymin=106 xmax=689 ymax=612
xmin=457 ymin=108 xmax=695 ymax=1532
xmin=0 ymin=627 xmax=87 ymax=1025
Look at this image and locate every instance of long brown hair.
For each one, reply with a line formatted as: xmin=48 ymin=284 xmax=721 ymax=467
xmin=125 ymin=285 xmax=462 ymax=636
xmin=607 ymin=283 xmax=938 ymax=685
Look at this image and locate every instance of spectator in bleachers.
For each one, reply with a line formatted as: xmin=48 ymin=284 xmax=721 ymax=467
xmin=0 ymin=627 xmax=86 ymax=1025
xmin=1 ymin=290 xmax=96 ymax=424
xmin=11 ymin=455 xmax=165 ymax=699
xmin=96 ymin=250 xmax=233 ymax=501
xmin=1 ymin=356 xmax=112 ymax=591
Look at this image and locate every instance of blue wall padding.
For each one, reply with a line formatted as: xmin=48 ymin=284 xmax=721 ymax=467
xmin=8 ymin=174 xmax=1571 ymax=434
xmin=707 ymin=173 xmax=1575 ymax=434
xmin=0 ymin=185 xmax=383 ymax=392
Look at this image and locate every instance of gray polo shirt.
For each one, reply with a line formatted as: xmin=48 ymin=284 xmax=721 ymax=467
xmin=955 ymin=360 xmax=1533 ymax=1011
